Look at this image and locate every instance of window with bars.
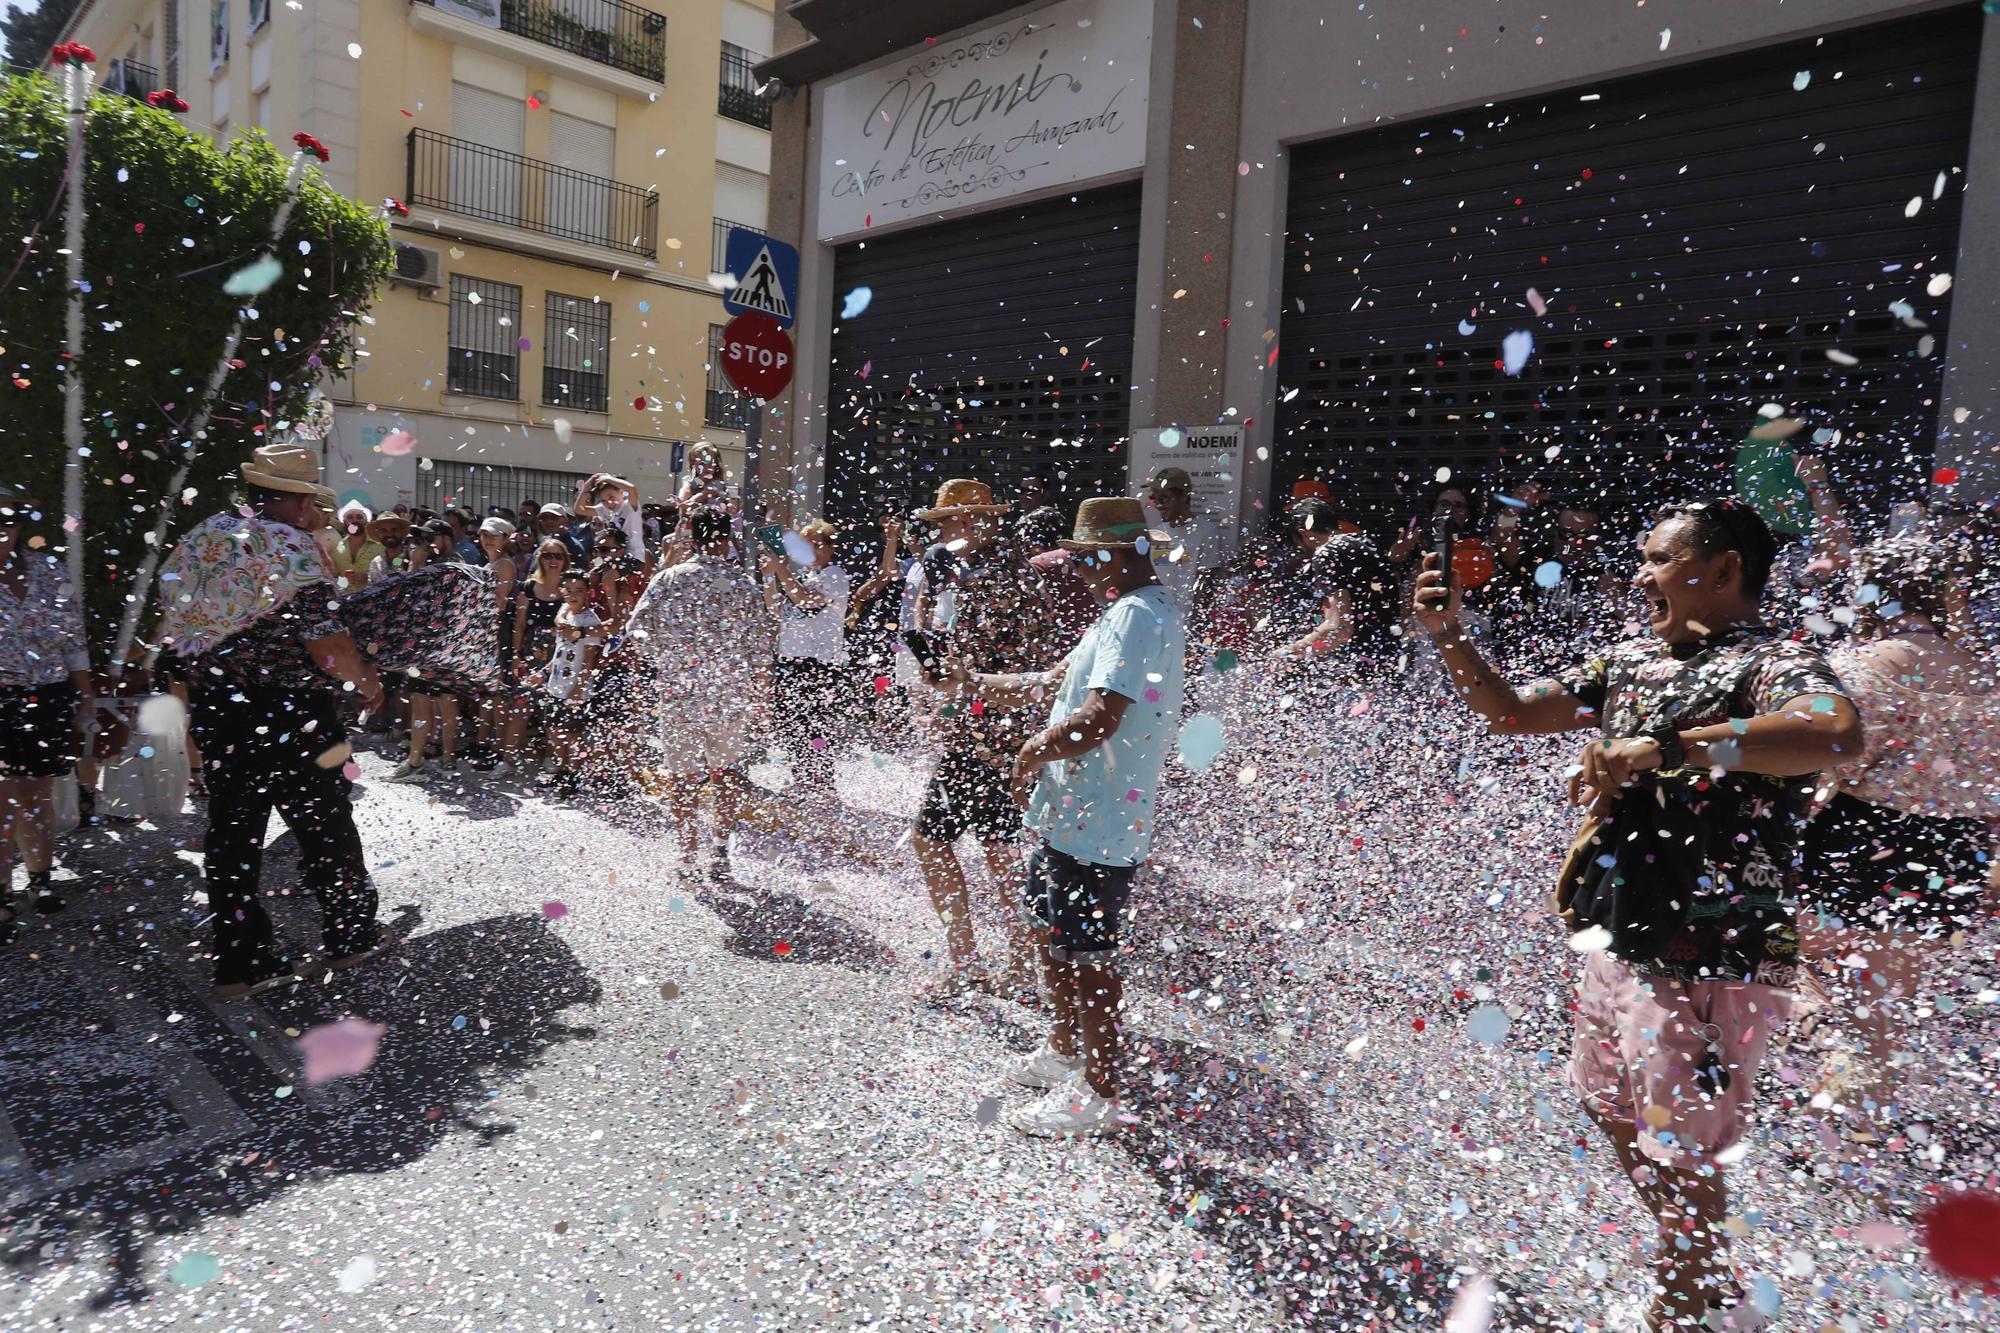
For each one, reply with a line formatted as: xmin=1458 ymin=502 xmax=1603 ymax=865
xmin=448 ymin=275 xmax=522 ymax=400
xmin=421 ymin=461 xmax=592 ymax=521
xmin=542 ymin=292 xmax=611 ymax=413
xmin=705 ymin=323 xmax=754 ymax=430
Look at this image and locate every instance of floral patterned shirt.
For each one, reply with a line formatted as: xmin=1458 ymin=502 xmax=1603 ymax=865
xmin=1558 ymin=622 xmax=1850 ymax=984
xmin=0 ymin=552 xmax=90 ymax=687
xmin=161 ymin=512 xmax=345 ymax=695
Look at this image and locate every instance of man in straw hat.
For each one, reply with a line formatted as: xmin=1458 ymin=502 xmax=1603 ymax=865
xmin=938 ymin=496 xmax=1186 ymax=1136
xmin=155 ymin=443 xmax=389 ymax=999
xmin=908 ymin=478 xmax=1062 ymax=1001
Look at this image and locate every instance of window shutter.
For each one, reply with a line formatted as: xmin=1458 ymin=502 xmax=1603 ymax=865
xmin=713 ymin=163 xmax=768 ymax=228
xmin=164 ymin=0 xmax=180 ymax=87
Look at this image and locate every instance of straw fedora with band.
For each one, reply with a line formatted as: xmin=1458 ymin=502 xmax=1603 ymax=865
xmin=1060 ymin=497 xmax=1171 ymax=552
xmin=367 ymin=513 xmax=412 ymax=544
xmin=914 ymin=478 xmax=1012 ymax=520
xmin=242 ymin=442 xmax=334 ymax=502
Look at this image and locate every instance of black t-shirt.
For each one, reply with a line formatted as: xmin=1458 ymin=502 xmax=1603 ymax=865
xmin=1558 ymin=622 xmax=1850 ymax=983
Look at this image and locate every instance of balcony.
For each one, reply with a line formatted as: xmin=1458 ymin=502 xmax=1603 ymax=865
xmin=706 ymin=386 xmax=755 ymax=432
xmin=711 ymin=216 xmax=760 ymax=273
xmin=106 ymin=59 xmax=160 ymax=102
xmin=718 ymin=48 xmax=772 ymax=129
xmin=407 ymin=128 xmax=659 ymax=260
xmin=410 ymin=0 xmax=664 ymax=87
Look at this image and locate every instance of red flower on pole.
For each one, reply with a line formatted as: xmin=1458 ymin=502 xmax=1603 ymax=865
xmin=146 ymin=88 xmax=190 ymax=113
xmin=384 ymin=198 xmax=410 ymax=217
xmin=49 ymin=42 xmax=97 ymax=65
xmin=292 ymin=131 xmax=331 ymax=163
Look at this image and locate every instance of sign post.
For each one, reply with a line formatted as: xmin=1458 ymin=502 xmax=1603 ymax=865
xmin=720 ymin=311 xmax=795 ymax=521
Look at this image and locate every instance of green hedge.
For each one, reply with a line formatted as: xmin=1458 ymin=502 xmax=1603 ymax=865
xmin=0 ymin=71 xmax=391 ymax=665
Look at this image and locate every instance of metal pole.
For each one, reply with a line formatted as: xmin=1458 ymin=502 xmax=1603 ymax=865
xmin=743 ymin=400 xmax=762 ymax=520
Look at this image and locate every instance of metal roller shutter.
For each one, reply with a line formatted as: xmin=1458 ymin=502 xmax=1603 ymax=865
xmin=824 ymin=183 xmax=1142 ymax=525
xmin=1273 ymin=6 xmax=1979 ymax=526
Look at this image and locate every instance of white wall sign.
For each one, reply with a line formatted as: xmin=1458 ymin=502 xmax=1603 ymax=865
xmin=1133 ymin=425 xmax=1245 ymax=549
xmin=816 ymin=0 xmax=1151 ymax=242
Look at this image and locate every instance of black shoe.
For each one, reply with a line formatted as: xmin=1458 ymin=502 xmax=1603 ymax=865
xmin=28 ymin=881 xmax=63 ymax=914
xmin=0 ymin=903 xmax=17 ymax=946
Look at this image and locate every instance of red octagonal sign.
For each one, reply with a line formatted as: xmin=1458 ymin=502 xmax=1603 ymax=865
xmin=720 ymin=311 xmax=794 ymax=401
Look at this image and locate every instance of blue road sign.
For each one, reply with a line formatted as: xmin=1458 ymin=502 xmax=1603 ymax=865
xmin=722 ymin=228 xmax=799 ymax=329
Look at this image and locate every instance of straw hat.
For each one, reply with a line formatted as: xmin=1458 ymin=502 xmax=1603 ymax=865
xmin=242 ymin=442 xmax=333 ymax=501
xmin=914 ymin=478 xmax=1012 ymax=520
xmin=1059 ymin=497 xmax=1171 ymax=552
xmin=367 ymin=512 xmax=412 ymax=543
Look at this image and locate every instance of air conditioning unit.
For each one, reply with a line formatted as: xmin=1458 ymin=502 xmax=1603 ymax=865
xmin=390 ymin=241 xmax=444 ymax=289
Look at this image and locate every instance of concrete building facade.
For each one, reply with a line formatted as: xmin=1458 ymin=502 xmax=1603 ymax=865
xmin=58 ymin=0 xmax=779 ymax=516
xmin=758 ymin=0 xmax=2000 ymax=542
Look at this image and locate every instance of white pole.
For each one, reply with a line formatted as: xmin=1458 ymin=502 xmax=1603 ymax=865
xmin=60 ymin=59 xmax=90 ymax=618
xmin=109 ymin=149 xmax=316 ymax=678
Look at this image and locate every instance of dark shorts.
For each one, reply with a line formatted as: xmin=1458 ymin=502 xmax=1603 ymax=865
xmin=915 ymin=749 xmax=1018 ymax=845
xmin=0 ymin=683 xmax=80 ymax=779
xmin=1023 ymin=842 xmax=1139 ymax=961
xmin=1800 ymin=791 xmax=1991 ymax=933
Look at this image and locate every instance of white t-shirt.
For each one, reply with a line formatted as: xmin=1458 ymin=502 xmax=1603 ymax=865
xmin=777 ymin=563 xmax=852 ymax=665
xmin=543 ymin=605 xmax=604 ymax=700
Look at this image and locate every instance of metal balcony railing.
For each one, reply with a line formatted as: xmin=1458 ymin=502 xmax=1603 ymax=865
xmin=705 ymin=386 xmax=755 ymax=431
xmin=712 ymin=216 xmax=760 ymax=273
xmin=718 ymin=48 xmax=771 ymax=129
xmin=407 ymin=128 xmax=660 ymax=259
xmin=413 ymin=0 xmax=665 ymax=83
xmin=107 ymin=59 xmax=160 ymax=102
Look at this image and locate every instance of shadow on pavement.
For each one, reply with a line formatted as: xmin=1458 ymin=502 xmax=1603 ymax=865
xmin=694 ymin=880 xmax=897 ymax=973
xmin=0 ymin=911 xmax=601 ymax=1309
xmin=1116 ymin=1035 xmax=1556 ymax=1329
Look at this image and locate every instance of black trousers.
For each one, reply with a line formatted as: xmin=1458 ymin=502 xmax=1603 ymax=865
xmin=191 ymin=687 xmax=378 ymax=984
xmin=773 ymin=657 xmax=847 ymax=800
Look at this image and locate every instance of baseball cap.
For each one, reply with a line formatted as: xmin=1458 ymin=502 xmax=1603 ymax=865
xmin=538 ymin=503 xmax=569 ymax=517
xmin=1150 ymin=467 xmax=1193 ymax=495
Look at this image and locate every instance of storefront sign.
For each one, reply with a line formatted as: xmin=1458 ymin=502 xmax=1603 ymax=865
xmin=816 ymin=0 xmax=1151 ymax=241
xmin=1133 ymin=425 xmax=1245 ymax=548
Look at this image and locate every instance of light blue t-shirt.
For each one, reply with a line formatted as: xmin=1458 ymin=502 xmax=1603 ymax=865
xmin=1026 ymin=584 xmax=1186 ymax=867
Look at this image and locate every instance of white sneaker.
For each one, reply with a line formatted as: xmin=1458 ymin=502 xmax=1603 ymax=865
xmin=1008 ymin=1080 xmax=1124 ymax=1138
xmin=1007 ymin=1041 xmax=1085 ymax=1090
xmin=386 ymin=760 xmax=427 ymax=783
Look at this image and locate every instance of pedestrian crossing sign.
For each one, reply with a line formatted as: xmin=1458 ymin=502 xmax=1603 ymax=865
xmin=722 ymin=228 xmax=799 ymax=329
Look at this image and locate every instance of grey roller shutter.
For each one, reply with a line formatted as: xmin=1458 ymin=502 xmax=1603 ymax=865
xmin=1273 ymin=5 xmax=1979 ymax=525
xmin=825 ymin=183 xmax=1142 ymax=525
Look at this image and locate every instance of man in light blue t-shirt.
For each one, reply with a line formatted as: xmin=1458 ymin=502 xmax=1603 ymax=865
xmin=948 ymin=496 xmax=1186 ymax=1137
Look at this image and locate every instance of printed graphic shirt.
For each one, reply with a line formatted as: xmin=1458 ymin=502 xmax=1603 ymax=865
xmin=1558 ymin=622 xmax=1850 ymax=984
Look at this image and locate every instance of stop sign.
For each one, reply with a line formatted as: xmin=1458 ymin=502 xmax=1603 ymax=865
xmin=720 ymin=311 xmax=794 ymax=400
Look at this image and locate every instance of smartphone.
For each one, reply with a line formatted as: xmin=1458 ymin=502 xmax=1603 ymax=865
xmin=753 ymin=523 xmax=785 ymax=556
xmin=1433 ymin=512 xmax=1458 ymax=587
xmin=901 ymin=628 xmax=949 ymax=683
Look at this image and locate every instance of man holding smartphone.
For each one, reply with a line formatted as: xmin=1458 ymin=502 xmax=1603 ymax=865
xmin=1413 ymin=497 xmax=1859 ymax=1331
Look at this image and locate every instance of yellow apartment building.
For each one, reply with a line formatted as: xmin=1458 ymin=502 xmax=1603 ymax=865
xmin=56 ymin=0 xmax=775 ymax=517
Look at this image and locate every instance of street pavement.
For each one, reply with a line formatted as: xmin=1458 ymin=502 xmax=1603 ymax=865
xmin=0 ymin=736 xmax=1994 ymax=1330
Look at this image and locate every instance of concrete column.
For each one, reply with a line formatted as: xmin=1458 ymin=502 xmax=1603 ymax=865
xmin=1934 ymin=15 xmax=2000 ymax=504
xmin=1142 ymin=0 xmax=1246 ymax=430
xmin=754 ymin=12 xmax=815 ymax=523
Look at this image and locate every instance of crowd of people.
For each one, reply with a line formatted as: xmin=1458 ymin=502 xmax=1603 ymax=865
xmin=3 ymin=423 xmax=1999 ymax=1330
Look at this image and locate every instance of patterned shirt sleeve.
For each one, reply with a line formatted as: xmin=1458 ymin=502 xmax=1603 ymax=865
xmin=1741 ymin=640 xmax=1849 ymax=715
xmin=1555 ymin=653 xmax=1611 ymax=712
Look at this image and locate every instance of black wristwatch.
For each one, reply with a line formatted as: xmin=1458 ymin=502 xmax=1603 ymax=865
xmin=1645 ymin=723 xmax=1686 ymax=772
